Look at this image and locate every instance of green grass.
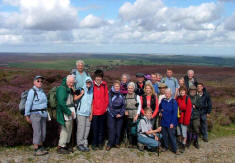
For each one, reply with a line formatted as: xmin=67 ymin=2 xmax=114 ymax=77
xmin=209 ymin=123 xmax=235 ymax=139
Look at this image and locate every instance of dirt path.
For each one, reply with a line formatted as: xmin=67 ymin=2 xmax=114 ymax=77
xmin=0 ymin=136 xmax=234 ymax=163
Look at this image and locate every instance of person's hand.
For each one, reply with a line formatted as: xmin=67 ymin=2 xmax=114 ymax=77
xmin=170 ymin=124 xmax=174 ymax=128
xmin=26 ymin=116 xmax=31 ymax=124
xmin=193 ymin=105 xmax=196 ymax=109
xmin=71 ymin=112 xmax=75 ymax=119
xmin=125 ymin=111 xmax=128 ymax=116
xmin=81 ymin=90 xmax=85 ymax=95
xmin=116 ymin=114 xmax=121 ymax=118
xmin=159 ymin=113 xmax=162 ymax=117
xmin=157 ymin=127 xmax=162 ymax=132
xmin=146 ymin=130 xmax=151 ymax=135
xmin=155 ymin=136 xmax=159 ymax=141
xmin=89 ymin=114 xmax=93 ymax=122
xmin=133 ymin=115 xmax=138 ymax=122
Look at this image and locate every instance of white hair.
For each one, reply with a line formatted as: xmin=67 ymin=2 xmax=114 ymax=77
xmin=121 ymin=73 xmax=130 ymax=81
xmin=127 ymin=82 xmax=136 ymax=89
xmin=156 ymin=73 xmax=162 ymax=78
xmin=165 ymin=88 xmax=172 ymax=94
xmin=187 ymin=69 xmax=194 ymax=75
xmin=66 ymin=75 xmax=75 ymax=82
xmin=76 ymin=60 xmax=85 ymax=66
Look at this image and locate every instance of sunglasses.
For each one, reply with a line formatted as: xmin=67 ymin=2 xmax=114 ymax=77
xmin=37 ymin=80 xmax=43 ymax=83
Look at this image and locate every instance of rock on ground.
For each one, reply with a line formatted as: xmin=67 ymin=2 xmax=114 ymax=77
xmin=0 ymin=136 xmax=234 ymax=163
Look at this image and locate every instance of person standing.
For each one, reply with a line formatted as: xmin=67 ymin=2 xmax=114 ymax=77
xmin=25 ymin=76 xmax=49 ymax=156
xmin=72 ymin=60 xmax=89 ymax=89
xmin=196 ymin=83 xmax=212 ymax=142
xmin=159 ymin=88 xmax=179 ymax=155
xmin=91 ymin=70 xmax=109 ymax=150
xmin=161 ymin=69 xmax=179 ymax=99
xmin=56 ymin=75 xmax=76 ymax=154
xmin=76 ymin=77 xmax=93 ymax=152
xmin=184 ymin=70 xmax=198 ymax=91
xmin=135 ymin=73 xmax=146 ymax=96
xmin=106 ymin=80 xmax=126 ymax=151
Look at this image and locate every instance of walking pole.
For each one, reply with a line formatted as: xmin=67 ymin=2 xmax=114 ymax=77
xmin=157 ymin=113 xmax=162 ymax=157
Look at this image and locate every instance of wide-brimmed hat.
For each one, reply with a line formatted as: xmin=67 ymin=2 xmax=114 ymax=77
xmin=158 ymin=83 xmax=167 ymax=88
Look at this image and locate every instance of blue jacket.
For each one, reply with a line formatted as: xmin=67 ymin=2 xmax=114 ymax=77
xmin=152 ymin=82 xmax=160 ymax=95
xmin=107 ymin=87 xmax=125 ymax=117
xmin=77 ymin=77 xmax=93 ymax=116
xmin=25 ymin=86 xmax=48 ymax=117
xmin=159 ymin=98 xmax=178 ymax=128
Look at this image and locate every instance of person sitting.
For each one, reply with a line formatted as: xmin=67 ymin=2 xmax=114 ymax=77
xmin=137 ymin=107 xmax=162 ymax=152
xmin=25 ymin=75 xmax=49 ymax=156
xmin=106 ymin=80 xmax=126 ymax=151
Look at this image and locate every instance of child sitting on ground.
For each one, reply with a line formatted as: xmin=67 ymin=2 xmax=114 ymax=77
xmin=137 ymin=107 xmax=162 ymax=152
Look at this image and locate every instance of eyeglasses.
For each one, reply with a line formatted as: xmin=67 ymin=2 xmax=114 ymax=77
xmin=37 ymin=80 xmax=43 ymax=83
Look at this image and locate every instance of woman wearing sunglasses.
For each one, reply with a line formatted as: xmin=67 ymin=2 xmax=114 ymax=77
xmin=25 ymin=75 xmax=49 ymax=156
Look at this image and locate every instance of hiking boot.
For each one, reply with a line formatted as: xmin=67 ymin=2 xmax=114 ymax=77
xmin=77 ymin=145 xmax=86 ymax=152
xmin=115 ymin=144 xmax=120 ymax=148
xmin=106 ymin=146 xmax=111 ymax=151
xmin=160 ymin=147 xmax=168 ymax=152
xmin=98 ymin=144 xmax=104 ymax=150
xmin=194 ymin=140 xmax=200 ymax=149
xmin=174 ymin=150 xmax=180 ymax=155
xmin=203 ymin=138 xmax=208 ymax=142
xmin=66 ymin=144 xmax=73 ymax=153
xmin=180 ymin=144 xmax=185 ymax=153
xmin=137 ymin=143 xmax=144 ymax=151
xmin=148 ymin=147 xmax=157 ymax=152
xmin=83 ymin=146 xmax=90 ymax=152
xmin=39 ymin=146 xmax=49 ymax=152
xmin=57 ymin=147 xmax=70 ymax=154
xmin=34 ymin=148 xmax=48 ymax=156
xmin=91 ymin=145 xmax=98 ymax=151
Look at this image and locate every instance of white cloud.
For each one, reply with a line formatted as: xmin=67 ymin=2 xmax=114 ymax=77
xmin=224 ymin=12 xmax=235 ymax=31
xmin=79 ymin=14 xmax=107 ymax=28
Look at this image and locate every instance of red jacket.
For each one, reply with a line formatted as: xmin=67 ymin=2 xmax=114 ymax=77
xmin=92 ymin=81 xmax=109 ymax=116
xmin=177 ymin=95 xmax=192 ymax=125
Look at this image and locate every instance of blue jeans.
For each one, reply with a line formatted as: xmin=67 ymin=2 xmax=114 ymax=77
xmin=200 ymin=113 xmax=208 ymax=140
xmin=107 ymin=113 xmax=124 ymax=147
xmin=137 ymin=134 xmax=161 ymax=149
xmin=91 ymin=114 xmax=106 ymax=146
xmin=162 ymin=126 xmax=177 ymax=152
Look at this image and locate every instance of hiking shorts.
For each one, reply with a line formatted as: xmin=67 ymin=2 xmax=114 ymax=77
xmin=177 ymin=124 xmax=187 ymax=138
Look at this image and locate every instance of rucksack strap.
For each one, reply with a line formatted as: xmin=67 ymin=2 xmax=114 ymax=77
xmin=30 ymin=108 xmax=47 ymax=113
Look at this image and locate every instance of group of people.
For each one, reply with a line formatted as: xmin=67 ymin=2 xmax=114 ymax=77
xmin=24 ymin=60 xmax=212 ymax=156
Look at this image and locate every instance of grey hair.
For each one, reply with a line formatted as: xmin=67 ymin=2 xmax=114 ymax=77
xmin=187 ymin=69 xmax=194 ymax=75
xmin=66 ymin=75 xmax=75 ymax=82
xmin=121 ymin=73 xmax=130 ymax=81
xmin=76 ymin=60 xmax=85 ymax=66
xmin=165 ymin=88 xmax=172 ymax=94
xmin=127 ymin=82 xmax=136 ymax=89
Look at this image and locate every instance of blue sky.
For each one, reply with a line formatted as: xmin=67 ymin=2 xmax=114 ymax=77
xmin=0 ymin=0 xmax=235 ymax=56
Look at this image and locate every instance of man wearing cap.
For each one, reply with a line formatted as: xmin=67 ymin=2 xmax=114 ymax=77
xmin=76 ymin=77 xmax=93 ymax=152
xmin=135 ymin=73 xmax=146 ymax=96
xmin=25 ymin=75 xmax=49 ymax=156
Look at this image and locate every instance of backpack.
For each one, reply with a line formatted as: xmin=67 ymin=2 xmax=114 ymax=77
xmin=177 ymin=96 xmax=189 ymax=118
xmin=131 ymin=118 xmax=147 ymax=136
xmin=110 ymin=91 xmax=124 ymax=109
xmin=19 ymin=88 xmax=38 ymax=115
xmin=47 ymin=86 xmax=59 ymax=110
xmin=125 ymin=94 xmax=139 ymax=108
xmin=71 ymin=69 xmax=89 ymax=77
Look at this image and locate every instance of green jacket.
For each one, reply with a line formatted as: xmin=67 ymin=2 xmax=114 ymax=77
xmin=56 ymin=78 xmax=72 ymax=126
